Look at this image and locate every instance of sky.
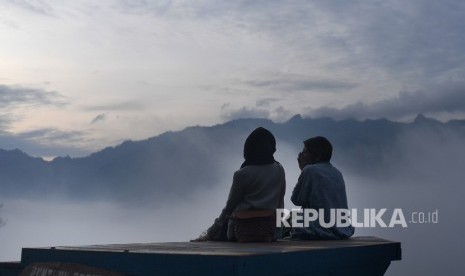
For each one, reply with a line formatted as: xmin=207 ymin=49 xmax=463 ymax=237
xmin=1 ymin=0 xmax=465 ymax=158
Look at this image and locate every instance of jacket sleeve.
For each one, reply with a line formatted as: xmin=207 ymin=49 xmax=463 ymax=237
xmin=211 ymin=171 xmax=244 ymax=225
xmin=291 ymin=168 xmax=311 ymax=206
xmin=206 ymin=171 xmax=244 ymax=240
xmin=278 ymin=163 xmax=286 ymax=209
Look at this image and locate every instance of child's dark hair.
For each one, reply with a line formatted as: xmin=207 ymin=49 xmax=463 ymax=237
xmin=303 ymin=136 xmax=333 ymax=162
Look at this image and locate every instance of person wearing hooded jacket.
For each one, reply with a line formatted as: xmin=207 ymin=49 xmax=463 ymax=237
xmin=193 ymin=127 xmax=285 ymax=241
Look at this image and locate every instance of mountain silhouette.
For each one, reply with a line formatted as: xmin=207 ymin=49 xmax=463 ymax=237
xmin=1 ymin=114 xmax=464 ymax=204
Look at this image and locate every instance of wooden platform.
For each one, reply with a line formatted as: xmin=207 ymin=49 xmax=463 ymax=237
xmin=13 ymin=236 xmax=401 ymax=276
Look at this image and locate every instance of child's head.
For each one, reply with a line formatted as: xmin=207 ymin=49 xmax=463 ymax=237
xmin=303 ymin=136 xmax=333 ymax=163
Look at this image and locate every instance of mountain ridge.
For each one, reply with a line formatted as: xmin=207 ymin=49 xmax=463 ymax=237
xmin=1 ymin=114 xmax=464 ymax=204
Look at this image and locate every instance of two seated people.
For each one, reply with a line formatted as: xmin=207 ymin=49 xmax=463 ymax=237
xmin=193 ymin=127 xmax=354 ymax=242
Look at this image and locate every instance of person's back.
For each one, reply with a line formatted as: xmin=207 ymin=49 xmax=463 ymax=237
xmin=233 ymin=163 xmax=284 ymax=213
xmin=192 ymin=127 xmax=285 ymax=242
xmin=290 ymin=136 xmax=354 ymax=240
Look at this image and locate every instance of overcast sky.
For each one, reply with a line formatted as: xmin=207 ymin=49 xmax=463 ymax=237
xmin=1 ymin=0 xmax=465 ymax=157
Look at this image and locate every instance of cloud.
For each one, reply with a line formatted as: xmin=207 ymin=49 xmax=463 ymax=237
xmin=17 ymin=128 xmax=86 ymax=143
xmin=115 ymin=0 xmax=172 ymax=16
xmin=0 ymin=84 xmax=87 ymax=157
xmin=83 ymin=101 xmax=145 ymax=112
xmin=1 ymin=0 xmax=464 ymax=155
xmin=256 ymin=98 xmax=279 ymax=107
xmin=221 ymin=106 xmax=270 ymax=121
xmin=0 ymin=84 xmax=68 ymax=134
xmin=0 ymin=128 xmax=91 ymax=157
xmin=0 ymin=84 xmax=67 ymax=108
xmin=0 ymin=115 xmax=14 ymax=134
xmin=90 ymin=113 xmax=106 ymax=124
xmin=308 ymin=82 xmax=465 ymax=120
xmin=244 ymin=76 xmax=358 ymax=93
xmin=315 ymin=1 xmax=465 ymax=81
xmin=221 ymin=102 xmax=292 ymax=123
xmin=2 ymin=0 xmax=55 ymax=16
xmin=273 ymin=106 xmax=293 ymax=122
xmin=166 ymin=0 xmax=465 ymax=90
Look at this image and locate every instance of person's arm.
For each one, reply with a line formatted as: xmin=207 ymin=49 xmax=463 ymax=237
xmin=217 ymin=171 xmax=244 ymax=222
xmin=205 ymin=171 xmax=244 ymax=239
xmin=291 ymin=169 xmax=311 ymax=206
xmin=278 ymin=164 xmax=286 ymax=209
xmin=298 ymin=151 xmax=311 ymax=171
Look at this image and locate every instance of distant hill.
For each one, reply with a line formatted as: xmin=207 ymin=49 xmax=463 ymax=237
xmin=1 ymin=114 xmax=464 ymax=204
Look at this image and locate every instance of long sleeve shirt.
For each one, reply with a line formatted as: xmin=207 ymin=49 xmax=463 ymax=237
xmin=291 ymin=162 xmax=354 ymax=239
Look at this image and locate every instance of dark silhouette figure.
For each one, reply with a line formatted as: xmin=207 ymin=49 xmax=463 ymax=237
xmin=193 ymin=127 xmax=285 ymax=242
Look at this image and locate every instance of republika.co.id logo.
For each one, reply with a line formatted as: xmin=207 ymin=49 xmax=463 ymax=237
xmin=276 ymin=208 xmax=439 ymax=228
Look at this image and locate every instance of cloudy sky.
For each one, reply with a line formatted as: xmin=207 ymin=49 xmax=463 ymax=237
xmin=1 ymin=0 xmax=465 ymax=157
